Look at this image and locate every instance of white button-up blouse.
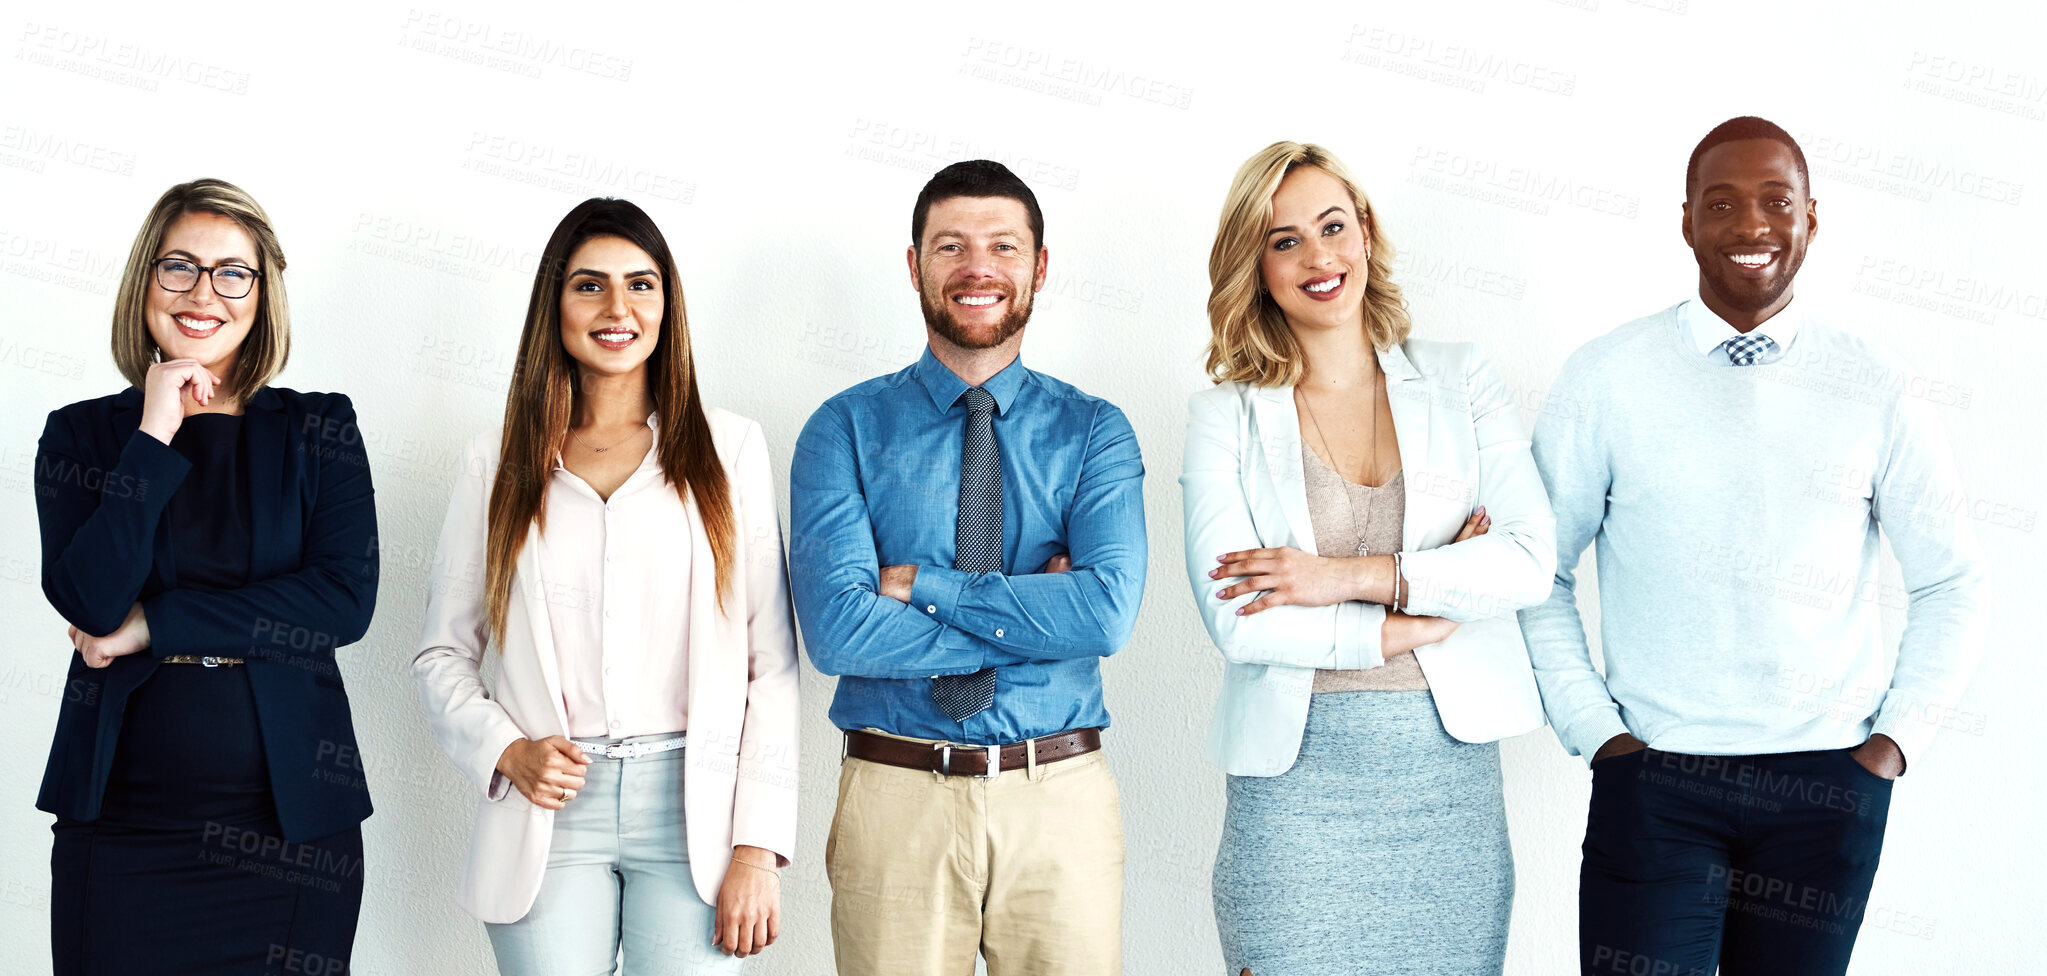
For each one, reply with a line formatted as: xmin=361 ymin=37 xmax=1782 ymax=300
xmin=536 ymin=415 xmax=693 ymax=739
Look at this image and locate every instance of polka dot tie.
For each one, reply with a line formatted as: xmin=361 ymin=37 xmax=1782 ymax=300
xmin=932 ymin=387 xmax=1001 ymax=723
xmin=1724 ymin=333 xmax=1777 ymax=366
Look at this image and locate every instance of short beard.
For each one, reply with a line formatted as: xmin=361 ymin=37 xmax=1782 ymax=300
xmin=1700 ymin=239 xmax=1807 ymax=315
xmin=919 ymin=273 xmax=1033 ymax=351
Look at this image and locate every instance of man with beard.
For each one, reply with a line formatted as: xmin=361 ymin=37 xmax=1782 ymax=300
xmin=1521 ymin=116 xmax=1988 ymax=975
xmin=789 ymin=159 xmax=1145 ymax=976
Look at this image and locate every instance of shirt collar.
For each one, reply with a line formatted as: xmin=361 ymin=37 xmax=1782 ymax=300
xmin=1682 ymin=288 xmax=1805 ymax=357
xmin=914 ymin=345 xmax=1027 ymax=415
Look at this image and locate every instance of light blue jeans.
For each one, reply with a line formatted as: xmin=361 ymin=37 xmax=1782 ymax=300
xmin=486 ymin=737 xmax=742 ymax=975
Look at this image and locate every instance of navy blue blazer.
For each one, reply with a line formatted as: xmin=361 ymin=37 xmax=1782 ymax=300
xmin=34 ymin=385 xmax=377 ymax=841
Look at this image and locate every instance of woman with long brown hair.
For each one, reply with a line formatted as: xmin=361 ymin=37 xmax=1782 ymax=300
xmin=413 ymin=198 xmax=799 ymax=972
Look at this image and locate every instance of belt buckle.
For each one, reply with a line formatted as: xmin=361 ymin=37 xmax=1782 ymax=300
xmin=200 ymin=656 xmax=221 ymax=668
xmin=931 ymin=742 xmax=1001 ymax=779
xmin=973 ymin=743 xmax=1001 ymax=780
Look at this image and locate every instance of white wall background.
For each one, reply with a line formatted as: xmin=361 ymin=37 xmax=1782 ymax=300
xmin=3 ymin=2 xmax=2042 ymax=973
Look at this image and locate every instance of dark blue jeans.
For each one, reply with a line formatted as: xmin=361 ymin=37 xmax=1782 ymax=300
xmin=1579 ymin=747 xmax=1894 ymax=976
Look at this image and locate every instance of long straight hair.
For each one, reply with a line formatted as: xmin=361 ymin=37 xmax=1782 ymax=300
xmin=1205 ymin=142 xmax=1411 ymax=387
xmin=483 ymin=198 xmax=734 ymax=644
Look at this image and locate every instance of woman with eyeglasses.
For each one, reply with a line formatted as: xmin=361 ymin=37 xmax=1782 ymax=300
xmin=36 ymin=179 xmax=377 ymax=974
xmin=413 ymin=197 xmax=800 ymax=972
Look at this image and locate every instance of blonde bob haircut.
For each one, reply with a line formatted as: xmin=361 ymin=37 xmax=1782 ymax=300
xmin=111 ymin=178 xmax=291 ymax=403
xmin=1205 ymin=142 xmax=1410 ymax=387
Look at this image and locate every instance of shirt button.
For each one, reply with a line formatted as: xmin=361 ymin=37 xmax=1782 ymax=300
xmin=926 ymin=605 xmax=936 ymax=614
xmin=604 ymin=666 xmax=613 ymax=676
xmin=995 ymin=628 xmax=1004 ymax=638
xmin=604 ymin=609 xmax=614 ymax=619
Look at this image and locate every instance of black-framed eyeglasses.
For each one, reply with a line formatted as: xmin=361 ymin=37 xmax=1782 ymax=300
xmin=152 ymin=257 xmax=262 ymax=300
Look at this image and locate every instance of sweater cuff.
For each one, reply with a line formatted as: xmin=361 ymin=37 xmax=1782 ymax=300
xmin=1563 ymin=707 xmax=1633 ymax=767
xmin=1870 ymin=704 xmax=1933 ymax=776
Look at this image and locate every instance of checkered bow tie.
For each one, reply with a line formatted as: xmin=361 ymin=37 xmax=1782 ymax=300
xmin=1723 ymin=333 xmax=1777 ymax=366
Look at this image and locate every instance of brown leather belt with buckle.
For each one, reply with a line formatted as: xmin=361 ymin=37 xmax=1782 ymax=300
xmin=160 ymin=655 xmax=244 ymax=667
xmin=844 ymin=728 xmax=1101 ymax=779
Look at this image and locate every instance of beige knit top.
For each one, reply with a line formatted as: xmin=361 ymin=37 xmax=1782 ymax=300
xmin=1301 ymin=443 xmax=1430 ymax=693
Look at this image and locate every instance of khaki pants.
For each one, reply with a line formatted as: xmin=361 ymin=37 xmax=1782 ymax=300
xmin=824 ymin=737 xmax=1124 ymax=976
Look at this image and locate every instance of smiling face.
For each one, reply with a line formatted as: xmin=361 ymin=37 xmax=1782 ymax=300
xmin=145 ymin=211 xmax=260 ymax=378
xmin=908 ymin=195 xmax=1048 ymax=351
xmin=1259 ymin=165 xmax=1370 ymax=338
xmin=557 ymin=234 xmax=664 ymax=379
xmin=1683 ymin=138 xmax=1817 ymax=326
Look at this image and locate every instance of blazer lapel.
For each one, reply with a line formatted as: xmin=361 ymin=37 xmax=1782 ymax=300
xmin=517 ymin=521 xmax=572 ymax=737
xmin=1379 ymin=344 xmax=1432 ymax=554
xmin=681 ymin=483 xmax=718 ymax=734
xmin=242 ymin=388 xmax=290 ymax=577
xmin=1244 ymin=385 xmax=1319 ymax=556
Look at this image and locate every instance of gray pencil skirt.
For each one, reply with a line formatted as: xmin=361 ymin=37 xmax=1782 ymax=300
xmin=1212 ymin=690 xmax=1513 ymax=975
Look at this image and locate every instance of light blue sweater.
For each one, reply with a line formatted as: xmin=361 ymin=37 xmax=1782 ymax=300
xmin=1520 ymin=302 xmax=1989 ymax=765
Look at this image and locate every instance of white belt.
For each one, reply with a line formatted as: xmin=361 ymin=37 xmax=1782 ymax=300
xmin=571 ymin=733 xmax=687 ymax=760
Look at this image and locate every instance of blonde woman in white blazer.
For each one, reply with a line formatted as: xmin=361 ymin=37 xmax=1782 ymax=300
xmin=1183 ymin=143 xmax=1556 ymax=976
xmin=414 ymin=199 xmax=799 ymax=974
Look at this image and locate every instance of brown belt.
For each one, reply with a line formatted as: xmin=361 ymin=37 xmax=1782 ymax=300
xmin=845 ymin=728 xmax=1101 ymax=779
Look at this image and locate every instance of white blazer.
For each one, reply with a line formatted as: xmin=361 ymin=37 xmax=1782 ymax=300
xmin=412 ymin=409 xmax=800 ymax=922
xmin=1181 ymin=340 xmax=1556 ymax=776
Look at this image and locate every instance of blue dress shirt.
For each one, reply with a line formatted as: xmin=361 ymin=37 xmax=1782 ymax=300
xmin=790 ymin=347 xmax=1147 ymax=745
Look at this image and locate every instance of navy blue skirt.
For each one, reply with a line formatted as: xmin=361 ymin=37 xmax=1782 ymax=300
xmin=50 ymin=663 xmax=363 ymax=975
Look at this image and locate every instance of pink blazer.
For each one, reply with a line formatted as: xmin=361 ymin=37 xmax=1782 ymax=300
xmin=412 ymin=409 xmax=800 ymax=922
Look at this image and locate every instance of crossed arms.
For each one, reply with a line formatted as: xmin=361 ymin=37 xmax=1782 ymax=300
xmin=788 ymin=399 xmax=1146 ymax=678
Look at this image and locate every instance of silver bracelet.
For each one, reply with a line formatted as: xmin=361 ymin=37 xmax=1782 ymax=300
xmin=1392 ymin=551 xmax=1405 ymax=611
